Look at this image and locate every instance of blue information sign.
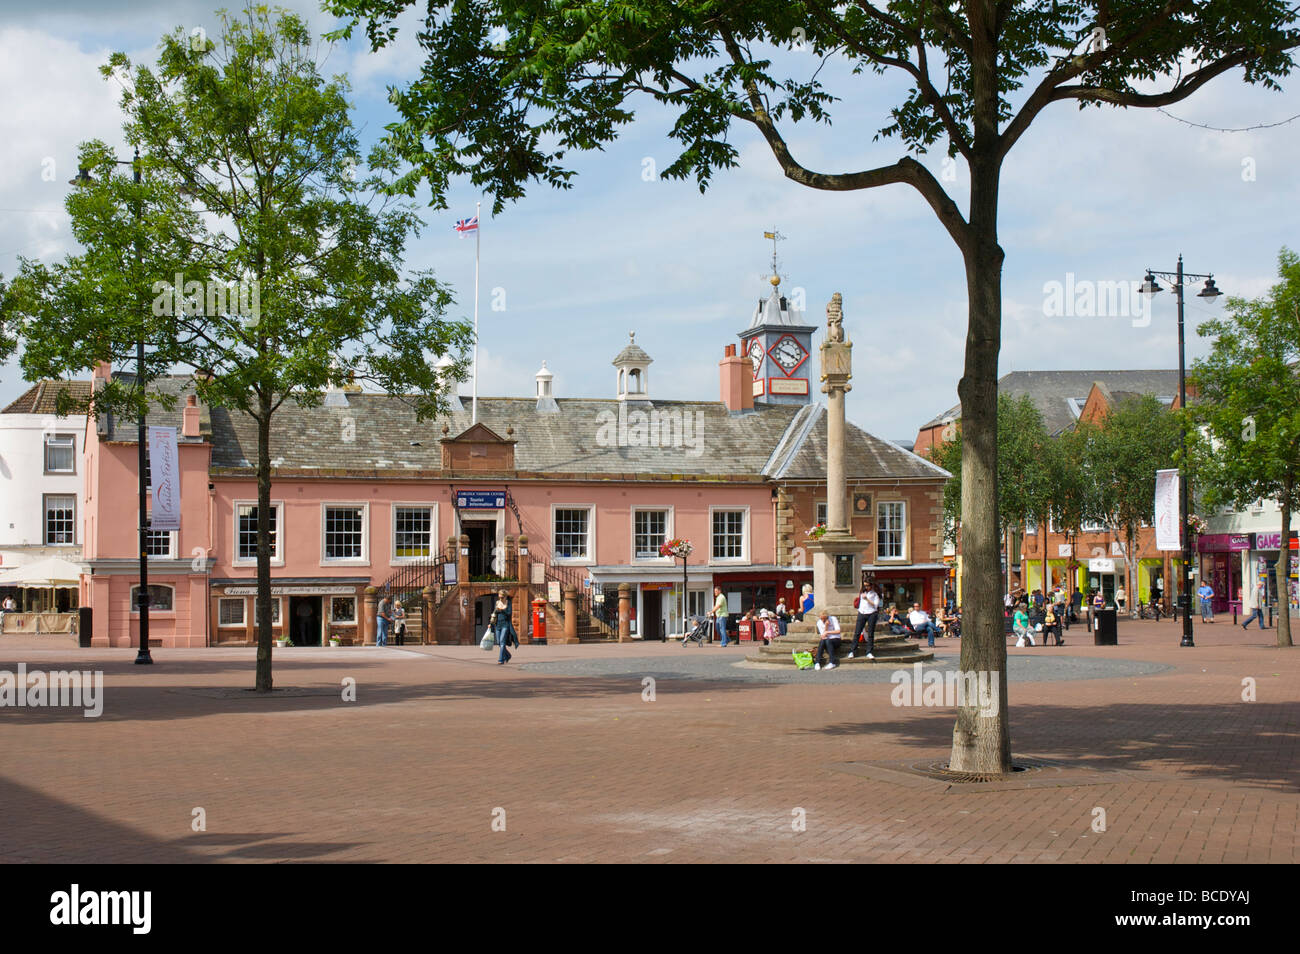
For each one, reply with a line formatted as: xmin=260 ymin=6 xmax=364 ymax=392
xmin=457 ymin=490 xmax=506 ymax=510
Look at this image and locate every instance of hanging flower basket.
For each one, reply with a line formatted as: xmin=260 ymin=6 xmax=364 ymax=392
xmin=1187 ymin=514 xmax=1208 ymax=537
xmin=659 ymin=538 xmax=694 ymax=559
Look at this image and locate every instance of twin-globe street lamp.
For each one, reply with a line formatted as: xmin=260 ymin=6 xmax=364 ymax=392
xmin=70 ymin=147 xmax=154 ymax=665
xmin=1138 ymin=255 xmax=1222 ymax=648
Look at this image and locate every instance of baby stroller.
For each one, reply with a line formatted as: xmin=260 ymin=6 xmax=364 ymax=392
xmin=682 ymin=614 xmax=711 ymax=647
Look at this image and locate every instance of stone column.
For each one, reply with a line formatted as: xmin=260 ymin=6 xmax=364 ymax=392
xmin=504 ymin=534 xmax=517 ymax=579
xmin=563 ymin=586 xmax=579 ymax=643
xmin=362 ymin=586 xmax=378 ymax=645
xmin=422 ymin=585 xmax=436 ymax=645
xmin=618 ymin=583 xmax=632 ymax=642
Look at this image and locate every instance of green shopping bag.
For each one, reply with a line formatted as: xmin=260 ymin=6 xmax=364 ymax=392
xmin=792 ymin=650 xmax=814 ymax=670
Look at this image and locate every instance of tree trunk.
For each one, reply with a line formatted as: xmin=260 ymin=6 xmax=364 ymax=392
xmin=1040 ymin=510 xmax=1049 ymax=602
xmin=1125 ymin=527 xmax=1137 ymax=618
xmin=950 ymin=158 xmax=1011 ymax=774
xmin=254 ymin=402 xmax=274 ymax=691
xmin=1278 ymin=475 xmax=1294 ymax=648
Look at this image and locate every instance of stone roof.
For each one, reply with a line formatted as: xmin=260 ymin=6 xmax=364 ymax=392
xmin=920 ymin=370 xmax=1182 ymax=436
xmin=100 ymin=375 xmax=947 ymax=482
xmin=1 ymin=380 xmax=92 ymax=415
xmin=612 ymin=332 xmax=652 ymax=366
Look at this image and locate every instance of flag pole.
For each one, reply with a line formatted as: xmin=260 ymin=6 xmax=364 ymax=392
xmin=472 ymin=200 xmax=480 ymax=425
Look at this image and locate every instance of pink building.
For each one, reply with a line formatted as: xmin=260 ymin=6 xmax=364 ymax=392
xmin=80 ymin=298 xmax=949 ymax=646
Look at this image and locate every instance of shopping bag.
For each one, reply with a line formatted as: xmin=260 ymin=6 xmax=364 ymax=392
xmin=480 ymin=628 xmax=496 ymax=651
xmin=792 ymin=650 xmax=814 ymax=670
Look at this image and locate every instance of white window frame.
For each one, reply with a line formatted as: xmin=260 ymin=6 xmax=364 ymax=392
xmin=144 ymin=528 xmax=177 ymax=560
xmin=130 ymin=583 xmax=175 ymax=614
xmin=631 ymin=506 xmax=674 ymax=563
xmin=551 ymin=504 xmax=596 ymax=565
xmin=217 ymin=598 xmax=246 ymax=627
xmin=233 ymin=500 xmax=285 ymax=567
xmin=329 ymin=595 xmax=358 ymax=626
xmin=391 ymin=502 xmax=438 ymax=564
xmin=708 ymin=506 xmax=750 ymax=565
xmin=1080 ymin=517 xmax=1108 ymax=532
xmin=43 ymin=493 xmax=77 ymax=546
xmin=44 ymin=433 xmax=76 ymax=474
xmin=877 ymin=500 xmax=907 ymax=562
xmin=321 ymin=502 xmax=370 ymax=566
xmin=815 ymin=501 xmax=828 ymax=526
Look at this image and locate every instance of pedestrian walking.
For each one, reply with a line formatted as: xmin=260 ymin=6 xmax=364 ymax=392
xmin=1197 ymin=581 xmax=1215 ymax=623
xmin=814 ymin=611 xmax=842 ymax=670
xmin=1242 ymin=580 xmax=1267 ymax=630
xmin=847 ymin=580 xmax=880 ymax=659
xmin=492 ymin=589 xmax=519 ymax=664
xmin=712 ymin=586 xmax=731 ymax=646
xmin=1115 ymin=585 xmax=1126 ymax=613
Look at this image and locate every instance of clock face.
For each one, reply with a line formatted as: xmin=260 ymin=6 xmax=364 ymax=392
xmin=746 ymin=338 xmax=765 ymax=378
xmin=770 ymin=335 xmax=807 ymax=375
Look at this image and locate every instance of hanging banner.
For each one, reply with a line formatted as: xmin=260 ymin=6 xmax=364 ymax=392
xmin=148 ymin=426 xmax=181 ymax=531
xmin=1154 ymin=468 xmax=1180 ymax=551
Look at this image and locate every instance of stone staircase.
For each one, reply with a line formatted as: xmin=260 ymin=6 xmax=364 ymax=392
xmin=746 ymin=619 xmax=935 ymax=665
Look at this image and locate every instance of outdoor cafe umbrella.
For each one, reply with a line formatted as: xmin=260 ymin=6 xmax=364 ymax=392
xmin=0 ymin=557 xmax=83 ymax=588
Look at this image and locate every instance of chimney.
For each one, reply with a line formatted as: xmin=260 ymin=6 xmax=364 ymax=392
xmin=182 ymin=394 xmax=201 ymax=437
xmin=93 ymin=360 xmax=112 ymax=383
xmin=719 ymin=344 xmax=753 ymax=413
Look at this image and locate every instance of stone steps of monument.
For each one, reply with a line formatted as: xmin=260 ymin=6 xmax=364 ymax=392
xmin=746 ymin=646 xmax=935 ymax=665
xmin=767 ymin=634 xmax=919 ymax=651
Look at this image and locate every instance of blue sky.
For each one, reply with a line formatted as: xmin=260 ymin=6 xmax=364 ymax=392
xmin=2 ymin=1 xmax=1298 ymax=442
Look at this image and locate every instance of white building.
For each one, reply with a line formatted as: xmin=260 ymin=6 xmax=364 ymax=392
xmin=0 ymin=381 xmax=89 ymax=609
xmin=1204 ymin=498 xmax=1299 ymax=618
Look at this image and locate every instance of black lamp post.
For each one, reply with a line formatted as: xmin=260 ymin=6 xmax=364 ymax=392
xmin=71 ymin=147 xmax=153 ymax=665
xmin=1138 ymin=255 xmax=1222 ymax=648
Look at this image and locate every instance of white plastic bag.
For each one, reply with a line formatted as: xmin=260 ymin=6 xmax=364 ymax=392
xmin=480 ymin=627 xmax=496 ymax=651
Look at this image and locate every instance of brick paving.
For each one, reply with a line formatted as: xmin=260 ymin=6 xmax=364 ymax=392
xmin=1 ymin=617 xmax=1296 ymax=863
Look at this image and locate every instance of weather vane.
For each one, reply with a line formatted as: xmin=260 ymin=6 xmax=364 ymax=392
xmin=763 ymin=229 xmax=785 ymax=285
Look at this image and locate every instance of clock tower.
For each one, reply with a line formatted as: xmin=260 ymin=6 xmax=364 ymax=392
xmin=739 ymin=273 xmax=817 ymax=406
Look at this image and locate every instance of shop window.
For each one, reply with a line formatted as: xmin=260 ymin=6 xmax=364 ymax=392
xmin=330 ymin=596 xmax=357 ymax=624
xmin=130 ymin=584 xmax=174 ymax=612
xmin=218 ymin=598 xmax=245 ymax=627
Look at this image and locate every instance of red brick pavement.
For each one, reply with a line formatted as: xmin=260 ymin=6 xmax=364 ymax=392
xmin=0 ymin=617 xmax=1295 ymax=863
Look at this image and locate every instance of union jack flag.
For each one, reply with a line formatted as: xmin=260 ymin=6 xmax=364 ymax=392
xmin=454 ymin=215 xmax=479 ymax=235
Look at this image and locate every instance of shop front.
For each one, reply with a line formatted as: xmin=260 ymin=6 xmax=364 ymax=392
xmin=211 ymin=580 xmax=367 ymax=646
xmin=864 ymin=562 xmax=947 ymax=613
xmin=1197 ymin=534 xmax=1250 ymax=615
xmin=1250 ymin=531 xmax=1299 ymax=617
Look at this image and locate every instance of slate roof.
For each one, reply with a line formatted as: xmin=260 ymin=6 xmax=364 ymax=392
xmin=1 ymin=380 xmax=92 ymax=415
xmin=94 ymin=373 xmax=948 ymax=482
xmin=920 ymin=370 xmax=1182 ymax=436
xmin=747 ymin=285 xmax=816 ymax=332
xmin=612 ymin=333 xmax=652 ymax=366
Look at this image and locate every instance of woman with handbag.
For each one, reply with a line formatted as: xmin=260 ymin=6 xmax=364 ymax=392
xmin=491 ymin=589 xmax=519 ymax=665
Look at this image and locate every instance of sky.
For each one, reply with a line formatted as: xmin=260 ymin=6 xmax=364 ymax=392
xmin=2 ymin=1 xmax=1298 ymax=443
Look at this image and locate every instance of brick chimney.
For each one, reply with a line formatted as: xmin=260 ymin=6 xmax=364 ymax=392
xmin=182 ymin=394 xmax=201 ymax=437
xmin=93 ymin=360 xmax=112 ymax=383
xmin=719 ymin=343 xmax=753 ymax=413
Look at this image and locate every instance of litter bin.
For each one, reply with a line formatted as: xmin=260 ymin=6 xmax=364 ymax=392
xmin=78 ymin=606 xmax=93 ymax=648
xmin=1093 ymin=608 xmax=1118 ymax=645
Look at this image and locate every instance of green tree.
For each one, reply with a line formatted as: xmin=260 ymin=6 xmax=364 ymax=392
xmin=1082 ymin=395 xmax=1181 ymax=616
xmin=10 ymin=6 xmax=472 ymax=690
xmin=930 ymin=394 xmax=1052 ymax=598
xmin=1188 ymin=247 xmax=1300 ymax=648
xmin=327 ymin=0 xmax=1300 ymax=773
xmin=0 ymin=275 xmax=17 ymax=379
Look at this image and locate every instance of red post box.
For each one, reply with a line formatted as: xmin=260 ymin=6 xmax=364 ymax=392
xmin=531 ymin=598 xmax=547 ymax=644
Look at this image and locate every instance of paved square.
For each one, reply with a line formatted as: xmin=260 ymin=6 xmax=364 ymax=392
xmin=1 ymin=619 xmax=1296 ymax=863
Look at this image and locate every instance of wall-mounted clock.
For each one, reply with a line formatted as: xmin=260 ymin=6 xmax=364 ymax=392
xmin=770 ymin=334 xmax=808 ymax=375
xmin=746 ymin=338 xmax=765 ymax=379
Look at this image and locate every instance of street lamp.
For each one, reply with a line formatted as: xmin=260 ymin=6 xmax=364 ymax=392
xmin=71 ymin=147 xmax=153 ymax=665
xmin=1138 ymin=254 xmax=1222 ymax=648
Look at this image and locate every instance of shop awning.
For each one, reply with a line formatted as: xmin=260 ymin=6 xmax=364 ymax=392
xmin=0 ymin=557 xmax=84 ymax=588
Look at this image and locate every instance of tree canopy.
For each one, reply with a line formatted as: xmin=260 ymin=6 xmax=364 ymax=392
xmin=1188 ymin=246 xmax=1300 ymax=647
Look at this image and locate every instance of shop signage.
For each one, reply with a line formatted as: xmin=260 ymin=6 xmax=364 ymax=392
xmin=1088 ymin=558 xmax=1115 ymax=573
xmin=1197 ymin=533 xmax=1251 ymax=552
xmin=456 ymin=490 xmax=505 ymax=509
xmin=640 ymin=582 xmax=675 ymax=591
xmin=1255 ymin=532 xmax=1282 ymax=550
xmin=223 ymin=585 xmax=356 ymax=596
